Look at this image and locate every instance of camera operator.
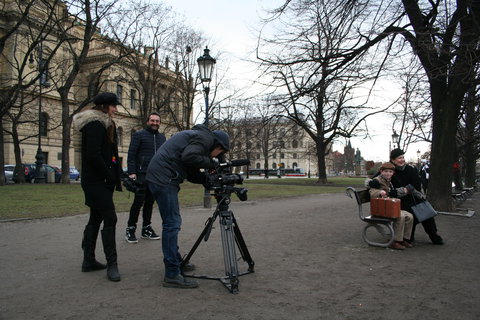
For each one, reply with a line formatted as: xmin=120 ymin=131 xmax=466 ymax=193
xmin=125 ymin=112 xmax=166 ymax=243
xmin=146 ymin=124 xmax=229 ymax=289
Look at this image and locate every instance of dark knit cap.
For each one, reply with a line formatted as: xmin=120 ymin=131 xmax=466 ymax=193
xmin=380 ymin=162 xmax=395 ymax=171
xmin=93 ymin=92 xmax=121 ymax=106
xmin=390 ymin=148 xmax=405 ymax=160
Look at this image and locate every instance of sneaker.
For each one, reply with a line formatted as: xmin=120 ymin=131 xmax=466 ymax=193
xmin=141 ymin=225 xmax=160 ymax=240
xmin=163 ymin=274 xmax=198 ymax=289
xmin=125 ymin=226 xmax=138 ymax=244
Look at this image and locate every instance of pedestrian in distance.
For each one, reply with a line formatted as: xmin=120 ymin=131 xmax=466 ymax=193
xmin=125 ymin=112 xmax=166 ymax=243
xmin=368 ymin=162 xmax=414 ymax=250
xmin=146 ymin=124 xmax=230 ymax=289
xmin=73 ymin=92 xmax=123 ymax=282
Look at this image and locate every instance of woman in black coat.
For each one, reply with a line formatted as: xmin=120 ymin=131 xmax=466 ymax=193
xmin=389 ymin=149 xmax=443 ymax=245
xmin=73 ymin=92 xmax=123 ymax=281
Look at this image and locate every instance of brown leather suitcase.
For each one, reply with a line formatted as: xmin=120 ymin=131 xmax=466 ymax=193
xmin=370 ymin=198 xmax=401 ymax=218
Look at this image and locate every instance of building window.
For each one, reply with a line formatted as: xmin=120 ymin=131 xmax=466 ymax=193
xmin=256 ymin=163 xmax=261 ymax=169
xmin=293 ymin=153 xmax=297 ymax=159
xmin=293 ymin=162 xmax=298 ymax=168
xmin=40 ymin=112 xmax=48 ymax=136
xmin=280 ymin=153 xmax=285 ymax=159
xmin=130 ymin=89 xmax=136 ymax=109
xmin=272 ymin=162 xmax=277 ymax=168
xmin=272 ymin=153 xmax=276 ymax=159
xmin=292 ymin=140 xmax=298 ymax=148
xmin=116 ymin=84 xmax=123 ymax=104
xmin=256 ymin=153 xmax=260 ymax=159
xmin=57 ymin=152 xmax=62 ymax=161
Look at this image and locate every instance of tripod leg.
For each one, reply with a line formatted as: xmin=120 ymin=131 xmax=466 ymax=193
xmin=220 ymin=210 xmax=239 ymax=277
xmin=181 ymin=211 xmax=218 ymax=269
xmin=232 ymin=214 xmax=255 ymax=272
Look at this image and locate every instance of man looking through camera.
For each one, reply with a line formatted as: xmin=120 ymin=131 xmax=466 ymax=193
xmin=125 ymin=112 xmax=166 ymax=243
xmin=146 ymin=124 xmax=229 ymax=289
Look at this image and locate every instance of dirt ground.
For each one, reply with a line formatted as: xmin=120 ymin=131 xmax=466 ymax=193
xmin=1 ymin=190 xmax=479 ymax=320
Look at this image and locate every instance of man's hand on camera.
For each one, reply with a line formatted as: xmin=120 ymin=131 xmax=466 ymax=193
xmin=129 ymin=173 xmax=137 ymax=180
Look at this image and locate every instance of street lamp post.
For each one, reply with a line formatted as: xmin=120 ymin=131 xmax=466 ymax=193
xmin=417 ymin=149 xmax=421 ymax=169
xmin=391 ymin=130 xmax=399 ymax=149
xmin=197 ymin=47 xmax=216 ymax=127
xmin=197 ymin=47 xmax=216 ymax=208
xmin=30 ymin=42 xmax=47 ymax=183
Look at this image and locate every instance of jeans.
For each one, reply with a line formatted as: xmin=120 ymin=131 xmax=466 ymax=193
xmin=149 ymin=182 xmax=182 ymax=278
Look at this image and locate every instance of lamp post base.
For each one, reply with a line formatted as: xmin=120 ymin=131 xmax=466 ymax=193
xmin=34 ymin=148 xmax=46 ymax=184
xmin=203 ymin=189 xmax=212 ymax=208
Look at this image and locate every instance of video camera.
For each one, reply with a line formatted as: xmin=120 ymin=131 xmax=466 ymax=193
xmin=204 ymin=158 xmax=250 ymax=201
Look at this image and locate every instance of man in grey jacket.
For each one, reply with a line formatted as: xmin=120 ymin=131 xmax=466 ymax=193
xmin=146 ymin=124 xmax=229 ymax=288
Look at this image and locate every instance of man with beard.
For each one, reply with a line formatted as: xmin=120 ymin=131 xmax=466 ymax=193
xmin=125 ymin=112 xmax=166 ymax=243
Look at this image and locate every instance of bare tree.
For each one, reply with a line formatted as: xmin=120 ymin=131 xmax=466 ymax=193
xmin=256 ymin=0 xmax=391 ymax=183
xmin=260 ymin=0 xmax=480 ymax=210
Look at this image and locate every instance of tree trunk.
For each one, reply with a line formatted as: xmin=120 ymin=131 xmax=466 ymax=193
xmin=315 ymin=140 xmax=327 ymax=184
xmin=427 ymin=87 xmax=462 ymax=211
xmin=463 ymin=87 xmax=477 ymax=188
xmin=12 ymin=127 xmax=25 ymax=183
xmin=0 ymin=117 xmax=5 ymax=186
xmin=60 ymin=91 xmax=71 ymax=184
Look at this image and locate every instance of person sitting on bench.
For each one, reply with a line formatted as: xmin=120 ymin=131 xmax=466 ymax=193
xmin=368 ymin=162 xmax=414 ymax=250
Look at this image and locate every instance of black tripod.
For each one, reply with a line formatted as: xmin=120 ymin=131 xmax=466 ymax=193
xmin=180 ymin=186 xmax=255 ymax=294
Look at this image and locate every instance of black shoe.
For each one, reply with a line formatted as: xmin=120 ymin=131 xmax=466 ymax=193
xmin=141 ymin=225 xmax=160 ymax=240
xmin=163 ymin=274 xmax=198 ymax=288
xmin=125 ymin=226 xmax=138 ymax=243
xmin=82 ymin=260 xmax=107 ymax=272
xmin=181 ymin=263 xmax=196 ymax=272
xmin=430 ymin=234 xmax=444 ymax=245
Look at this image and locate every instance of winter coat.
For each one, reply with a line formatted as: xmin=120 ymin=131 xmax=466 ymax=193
xmin=146 ymin=124 xmax=218 ymax=187
xmin=127 ymin=126 xmax=166 ymax=180
xmin=73 ymin=109 xmax=122 ymax=211
xmin=368 ymin=176 xmax=393 ymax=199
xmin=390 ymin=164 xmax=421 ymax=212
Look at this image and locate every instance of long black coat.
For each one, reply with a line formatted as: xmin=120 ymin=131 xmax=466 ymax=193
xmin=390 ymin=164 xmax=421 ymax=212
xmin=73 ymin=109 xmax=122 ymax=211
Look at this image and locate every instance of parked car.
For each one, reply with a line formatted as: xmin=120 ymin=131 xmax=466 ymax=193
xmin=13 ymin=163 xmax=61 ymax=183
xmin=69 ymin=167 xmax=80 ymax=181
xmin=4 ymin=164 xmax=15 ymax=184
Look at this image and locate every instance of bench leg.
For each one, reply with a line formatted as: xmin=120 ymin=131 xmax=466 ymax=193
xmin=362 ymin=223 xmax=395 ymax=247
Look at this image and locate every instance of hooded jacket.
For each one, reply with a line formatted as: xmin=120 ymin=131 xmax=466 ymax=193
xmin=146 ymin=124 xmax=220 ymax=187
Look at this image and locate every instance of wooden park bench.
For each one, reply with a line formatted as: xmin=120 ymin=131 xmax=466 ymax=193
xmin=345 ymin=187 xmax=396 ymax=248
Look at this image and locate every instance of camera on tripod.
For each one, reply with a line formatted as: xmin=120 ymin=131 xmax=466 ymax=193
xmin=204 ymin=159 xmax=250 ymax=201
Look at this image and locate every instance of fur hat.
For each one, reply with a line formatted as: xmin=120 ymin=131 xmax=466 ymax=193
xmin=389 ymin=148 xmax=405 ymax=160
xmin=380 ymin=162 xmax=395 ymax=171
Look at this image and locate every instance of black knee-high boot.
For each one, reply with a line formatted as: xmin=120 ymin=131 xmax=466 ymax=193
xmin=82 ymin=225 xmax=107 ymax=272
xmin=101 ymin=226 xmax=121 ymax=281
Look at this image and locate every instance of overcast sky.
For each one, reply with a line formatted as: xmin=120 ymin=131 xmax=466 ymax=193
xmin=159 ymin=0 xmax=430 ymax=163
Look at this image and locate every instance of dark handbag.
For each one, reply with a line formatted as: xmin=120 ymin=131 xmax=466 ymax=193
xmin=410 ymin=197 xmax=438 ymax=222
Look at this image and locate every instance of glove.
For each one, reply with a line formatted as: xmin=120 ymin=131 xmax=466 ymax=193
xmin=388 ymin=189 xmax=398 ymax=198
xmin=405 ymin=184 xmax=416 ymax=194
xmin=368 ymin=179 xmax=381 ymax=189
xmin=412 ymin=189 xmax=426 ymax=200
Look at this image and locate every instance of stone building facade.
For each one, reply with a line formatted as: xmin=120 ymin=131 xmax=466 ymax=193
xmin=1 ymin=0 xmax=190 ymax=171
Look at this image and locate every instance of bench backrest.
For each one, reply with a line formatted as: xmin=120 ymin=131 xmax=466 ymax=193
xmin=345 ymin=187 xmax=370 ymax=221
